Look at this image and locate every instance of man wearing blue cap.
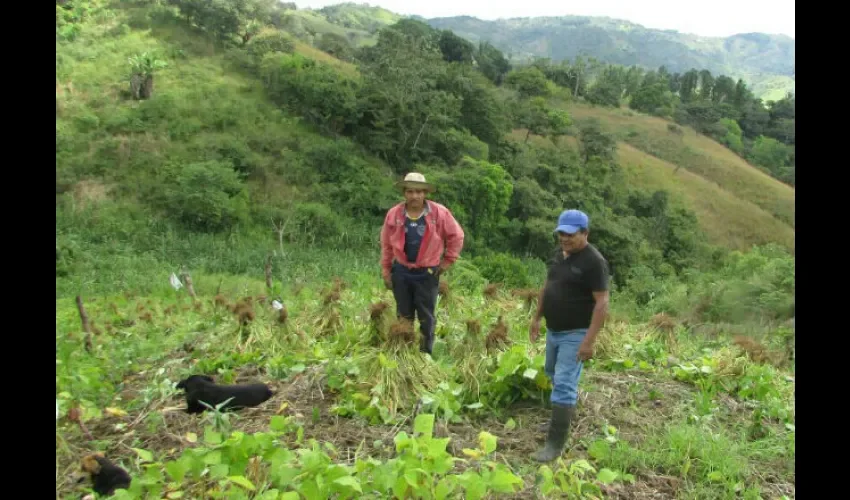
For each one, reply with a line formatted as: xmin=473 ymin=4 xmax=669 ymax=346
xmin=529 ymin=209 xmax=610 ymax=462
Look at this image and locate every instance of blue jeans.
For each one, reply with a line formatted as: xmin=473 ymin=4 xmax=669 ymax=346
xmin=544 ymin=328 xmax=587 ymax=406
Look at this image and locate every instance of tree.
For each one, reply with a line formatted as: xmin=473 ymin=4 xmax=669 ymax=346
xmin=476 ymin=42 xmax=511 ymax=85
xmin=429 ymin=157 xmax=513 ymax=245
xmin=128 ymin=52 xmax=167 ymax=100
xmin=679 ymin=69 xmax=699 ymax=102
xmin=585 ymin=66 xmax=624 ymax=107
xmin=260 ymin=53 xmax=360 ymax=135
xmin=517 ymin=97 xmax=571 ymax=144
xmin=438 ymin=30 xmax=475 ymax=64
xmin=504 ymin=66 xmax=552 ymax=98
xmin=712 ymin=75 xmax=736 ymax=103
xmin=630 ymin=71 xmax=674 ymax=116
xmin=168 ymin=0 xmax=276 ymax=44
xmin=162 ymin=160 xmax=249 ymax=232
xmin=578 ymin=121 xmax=616 ymax=164
xmin=317 ymin=32 xmax=352 ymax=60
xmin=355 ymin=27 xmax=461 ymax=167
xmin=439 ymin=65 xmax=510 ymax=150
xmin=748 ymin=136 xmax=791 ymax=175
xmin=698 ymin=70 xmax=714 ymax=100
xmin=719 ymin=118 xmax=744 ymax=153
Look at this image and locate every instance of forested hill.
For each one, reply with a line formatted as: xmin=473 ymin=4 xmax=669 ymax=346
xmin=424 ymin=15 xmax=795 ymax=101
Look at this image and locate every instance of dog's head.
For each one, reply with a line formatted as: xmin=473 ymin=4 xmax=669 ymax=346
xmin=176 ymin=374 xmax=214 ymax=391
xmin=81 ymin=452 xmax=105 ymax=475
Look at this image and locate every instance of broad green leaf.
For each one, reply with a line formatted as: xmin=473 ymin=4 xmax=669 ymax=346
xmin=478 ymin=431 xmax=498 ymax=454
xmin=587 ymin=440 xmax=610 ymax=460
xmin=465 ymin=402 xmax=484 ymax=409
xmin=462 ymin=473 xmax=486 ymax=500
xmin=414 ymin=413 xmax=435 ymax=438
xmin=488 ymin=468 xmax=523 ymax=492
xmin=333 ymin=476 xmax=362 ymax=493
xmin=280 ymin=492 xmax=300 ymax=500
xmin=165 ymin=460 xmax=189 ymax=483
xmin=392 ymin=475 xmax=409 ymax=499
xmin=623 ymin=359 xmax=635 ymax=369
xmin=203 ymin=451 xmax=222 ymax=465
xmin=185 ymin=432 xmax=198 ymax=443
xmin=504 ymin=418 xmax=517 ymax=430
xmin=210 ymin=464 xmax=229 ymax=479
xmin=270 ymin=415 xmax=289 ymax=432
xmin=707 ymin=471 xmax=724 ymax=482
xmin=205 ymin=429 xmax=223 ymax=445
xmin=428 ymin=437 xmax=451 ymax=456
xmin=256 ymin=491 xmax=280 ymax=500
xmin=435 ymin=477 xmax=455 ymax=500
xmin=228 ymin=476 xmax=256 ymax=491
xmin=596 ymin=468 xmax=618 ymax=484
xmin=132 ymin=448 xmax=154 ymax=462
xmin=522 ymin=368 xmax=538 ymax=379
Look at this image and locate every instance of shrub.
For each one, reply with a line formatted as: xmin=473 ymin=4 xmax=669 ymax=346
xmin=162 ymin=160 xmax=248 ymax=232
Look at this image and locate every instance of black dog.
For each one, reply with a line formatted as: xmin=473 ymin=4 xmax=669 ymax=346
xmin=80 ymin=453 xmax=132 ymax=496
xmin=175 ymin=374 xmax=274 ymax=413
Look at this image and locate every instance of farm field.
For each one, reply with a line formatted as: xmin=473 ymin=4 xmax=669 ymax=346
xmin=57 ymin=267 xmax=795 ymax=499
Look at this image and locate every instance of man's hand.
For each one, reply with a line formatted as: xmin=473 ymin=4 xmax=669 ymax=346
xmin=577 ymin=340 xmax=595 ymax=361
xmin=383 ymin=274 xmax=392 ymax=290
xmin=529 ymin=317 xmax=541 ymax=343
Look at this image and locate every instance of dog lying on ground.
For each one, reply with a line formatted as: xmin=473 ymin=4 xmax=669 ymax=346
xmin=175 ymin=374 xmax=274 ymax=413
xmin=78 ymin=452 xmax=132 ymax=496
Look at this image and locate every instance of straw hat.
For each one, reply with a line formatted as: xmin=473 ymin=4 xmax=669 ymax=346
xmin=395 ymin=172 xmax=435 ymax=192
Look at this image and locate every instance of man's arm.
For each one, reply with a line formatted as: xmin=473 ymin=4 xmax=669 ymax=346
xmin=439 ymin=208 xmax=465 ymax=271
xmin=532 ymin=281 xmax=547 ymax=322
xmin=578 ymin=258 xmax=610 ymax=359
xmin=583 ymin=290 xmax=609 ymax=345
xmin=380 ymin=210 xmax=395 ymax=281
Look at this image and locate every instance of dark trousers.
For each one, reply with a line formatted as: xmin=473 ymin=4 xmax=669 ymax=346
xmin=391 ymin=263 xmax=439 ymax=354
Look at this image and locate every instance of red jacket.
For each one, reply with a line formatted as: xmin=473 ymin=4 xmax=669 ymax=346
xmin=380 ymin=200 xmax=465 ymax=279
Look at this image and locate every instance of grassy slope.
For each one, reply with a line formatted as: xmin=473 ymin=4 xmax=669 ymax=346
xmin=616 ymin=143 xmax=795 ymax=251
xmin=510 ymin=126 xmax=794 ymax=252
xmin=566 ymin=102 xmax=795 ymax=231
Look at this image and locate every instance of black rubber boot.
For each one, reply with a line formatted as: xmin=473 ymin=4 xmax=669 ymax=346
xmin=532 ymin=404 xmax=575 ymax=462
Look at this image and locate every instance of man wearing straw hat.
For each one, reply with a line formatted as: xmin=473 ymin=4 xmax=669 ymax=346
xmin=380 ymin=172 xmax=465 ymax=355
xmin=529 ymin=209 xmax=610 ymax=462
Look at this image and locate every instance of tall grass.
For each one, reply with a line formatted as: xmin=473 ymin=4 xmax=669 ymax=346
xmin=566 ymin=103 xmax=795 ymax=228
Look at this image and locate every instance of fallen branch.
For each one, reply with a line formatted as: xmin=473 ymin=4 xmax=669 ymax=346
xmin=265 ymin=254 xmax=273 ymax=291
xmin=179 ymin=268 xmax=197 ymax=300
xmin=76 ymin=295 xmax=93 ymax=353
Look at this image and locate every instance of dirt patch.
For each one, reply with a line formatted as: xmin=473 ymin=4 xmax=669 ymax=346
xmin=71 ymin=180 xmax=112 ymax=210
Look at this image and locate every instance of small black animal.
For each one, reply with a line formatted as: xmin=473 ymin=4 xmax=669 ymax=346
xmin=176 ymin=374 xmax=274 ymax=413
xmin=80 ymin=452 xmax=132 ymax=496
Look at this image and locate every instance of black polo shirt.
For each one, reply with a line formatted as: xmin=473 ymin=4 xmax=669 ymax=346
xmin=542 ymin=243 xmax=610 ymax=332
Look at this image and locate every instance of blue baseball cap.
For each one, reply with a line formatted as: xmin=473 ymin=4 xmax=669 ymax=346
xmin=555 ymin=209 xmax=589 ymax=234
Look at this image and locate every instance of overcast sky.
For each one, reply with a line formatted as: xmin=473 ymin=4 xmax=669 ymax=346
xmin=293 ymin=0 xmax=795 ymax=38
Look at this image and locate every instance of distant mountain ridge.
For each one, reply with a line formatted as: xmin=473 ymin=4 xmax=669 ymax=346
xmin=423 ymin=14 xmax=795 ymax=100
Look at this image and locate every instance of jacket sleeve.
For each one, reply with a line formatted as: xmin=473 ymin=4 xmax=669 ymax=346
xmin=441 ymin=208 xmax=465 ymax=265
xmin=380 ymin=208 xmax=395 ymax=279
